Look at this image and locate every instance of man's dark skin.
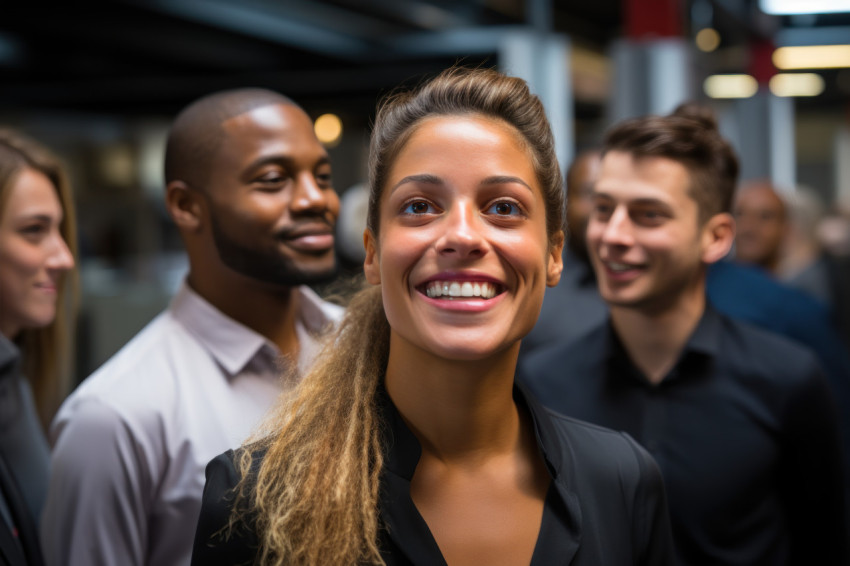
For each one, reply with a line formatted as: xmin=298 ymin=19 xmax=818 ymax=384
xmin=164 ymin=89 xmax=340 ymax=357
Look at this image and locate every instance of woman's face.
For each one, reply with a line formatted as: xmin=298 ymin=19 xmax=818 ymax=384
xmin=364 ymin=115 xmax=563 ymax=362
xmin=0 ymin=168 xmax=74 ymax=338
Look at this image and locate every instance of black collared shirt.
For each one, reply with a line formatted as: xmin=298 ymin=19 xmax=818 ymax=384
xmin=191 ymin=385 xmax=674 ymax=565
xmin=520 ymin=305 xmax=848 ymax=566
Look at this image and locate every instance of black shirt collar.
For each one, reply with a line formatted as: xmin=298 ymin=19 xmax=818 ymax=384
xmin=376 ymin=382 xmax=582 ymax=565
xmin=604 ymin=303 xmax=724 ymax=385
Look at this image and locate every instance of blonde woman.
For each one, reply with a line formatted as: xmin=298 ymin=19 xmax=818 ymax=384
xmin=192 ymin=67 xmax=674 ymax=566
xmin=0 ymin=128 xmax=77 ymax=565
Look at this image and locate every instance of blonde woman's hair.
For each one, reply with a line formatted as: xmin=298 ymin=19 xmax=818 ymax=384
xmin=232 ymin=66 xmax=564 ymax=565
xmin=0 ymin=128 xmax=79 ymax=429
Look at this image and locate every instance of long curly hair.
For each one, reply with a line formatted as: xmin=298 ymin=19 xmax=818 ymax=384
xmin=232 ymin=66 xmax=565 ymax=565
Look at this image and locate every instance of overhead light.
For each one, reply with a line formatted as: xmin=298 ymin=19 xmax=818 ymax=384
xmin=773 ymin=45 xmax=850 ymax=69
xmin=760 ymin=0 xmax=850 ymax=14
xmin=704 ymin=74 xmax=759 ymax=98
xmin=314 ymin=113 xmax=342 ymax=147
xmin=695 ymin=28 xmax=721 ymax=52
xmin=769 ymin=73 xmax=826 ymax=96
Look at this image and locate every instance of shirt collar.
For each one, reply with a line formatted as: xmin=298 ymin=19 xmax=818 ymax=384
xmin=604 ymin=302 xmax=724 ymax=383
xmin=170 ymin=282 xmax=276 ymax=376
xmin=171 ymin=282 xmax=343 ymax=378
xmin=377 ymin=382 xmax=582 ymax=562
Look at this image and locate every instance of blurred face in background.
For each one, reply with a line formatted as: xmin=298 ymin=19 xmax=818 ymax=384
xmin=566 ymin=150 xmax=601 ymax=259
xmin=588 ymin=151 xmax=717 ymax=314
xmin=733 ymin=182 xmax=786 ymax=272
xmin=0 ymin=168 xmax=75 ymax=338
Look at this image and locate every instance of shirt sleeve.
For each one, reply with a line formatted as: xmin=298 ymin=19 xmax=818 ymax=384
xmin=40 ymin=400 xmax=154 ymax=566
xmin=191 ymin=451 xmax=258 ymax=566
xmin=780 ymin=363 xmax=849 ymax=564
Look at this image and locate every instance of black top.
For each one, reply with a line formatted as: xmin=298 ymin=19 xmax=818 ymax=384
xmin=0 ymin=336 xmax=46 ymax=566
xmin=520 ymin=305 xmax=848 ymax=566
xmin=192 ymin=385 xmax=675 ymax=565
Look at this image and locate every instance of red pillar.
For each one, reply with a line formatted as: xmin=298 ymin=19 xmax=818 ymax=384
xmin=623 ymin=0 xmax=683 ymax=39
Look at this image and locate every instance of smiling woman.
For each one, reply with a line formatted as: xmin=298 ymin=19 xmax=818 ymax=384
xmin=191 ymin=67 xmax=675 ymax=566
xmin=0 ymin=128 xmax=77 ymax=565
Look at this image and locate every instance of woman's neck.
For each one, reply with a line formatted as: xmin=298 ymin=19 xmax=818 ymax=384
xmin=384 ymin=333 xmax=522 ymax=464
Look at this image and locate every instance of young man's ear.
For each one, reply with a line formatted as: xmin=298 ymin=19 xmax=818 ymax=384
xmin=701 ymin=212 xmax=735 ymax=264
xmin=165 ymin=181 xmax=204 ymax=232
xmin=546 ymin=231 xmax=565 ymax=287
xmin=363 ymin=229 xmax=381 ymax=285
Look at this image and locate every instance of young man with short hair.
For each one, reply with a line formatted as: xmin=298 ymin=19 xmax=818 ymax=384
xmin=521 ymin=106 xmax=847 ymax=565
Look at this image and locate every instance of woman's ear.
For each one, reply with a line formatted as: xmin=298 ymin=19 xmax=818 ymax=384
xmin=701 ymin=212 xmax=735 ymax=264
xmin=363 ymin=229 xmax=381 ymax=285
xmin=546 ymin=231 xmax=565 ymax=287
xmin=165 ymin=181 xmax=204 ymax=232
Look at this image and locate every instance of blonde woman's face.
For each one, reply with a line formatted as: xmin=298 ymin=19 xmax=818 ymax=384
xmin=0 ymin=168 xmax=74 ymax=338
xmin=364 ymin=115 xmax=563 ymax=362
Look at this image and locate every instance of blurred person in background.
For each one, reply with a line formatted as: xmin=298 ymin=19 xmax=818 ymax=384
xmin=0 ymin=129 xmax=77 ymax=566
xmin=732 ymin=180 xmax=787 ymax=273
xmin=41 ymin=88 xmax=343 ymax=566
xmin=521 ymin=105 xmax=848 ymax=565
xmin=519 ymin=148 xmax=604 ymax=357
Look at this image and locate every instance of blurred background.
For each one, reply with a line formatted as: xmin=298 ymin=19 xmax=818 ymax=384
xmin=2 ymin=0 xmax=848 ymax=382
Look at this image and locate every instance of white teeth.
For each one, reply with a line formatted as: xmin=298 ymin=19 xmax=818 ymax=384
xmin=607 ymin=262 xmax=633 ymax=272
xmin=425 ymin=280 xmax=498 ymax=299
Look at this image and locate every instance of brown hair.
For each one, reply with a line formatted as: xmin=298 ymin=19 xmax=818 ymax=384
xmin=602 ymin=102 xmax=739 ymax=223
xmin=0 ymin=128 xmax=78 ymax=428
xmin=233 ymin=66 xmax=564 ymax=565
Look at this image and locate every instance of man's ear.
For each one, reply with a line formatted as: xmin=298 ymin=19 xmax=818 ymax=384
xmin=546 ymin=231 xmax=565 ymax=287
xmin=701 ymin=212 xmax=735 ymax=264
xmin=363 ymin=228 xmax=381 ymax=285
xmin=165 ymin=181 xmax=204 ymax=232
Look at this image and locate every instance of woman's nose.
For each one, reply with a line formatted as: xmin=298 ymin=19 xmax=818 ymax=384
xmin=436 ymin=202 xmax=487 ymax=259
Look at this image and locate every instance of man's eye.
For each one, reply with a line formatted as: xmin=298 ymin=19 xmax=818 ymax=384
xmin=487 ymin=201 xmax=521 ymax=216
xmin=403 ymin=200 xmax=435 ymax=215
xmin=257 ymin=171 xmax=288 ymax=184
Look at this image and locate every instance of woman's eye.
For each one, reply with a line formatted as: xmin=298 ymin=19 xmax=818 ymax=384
xmin=402 ymin=200 xmax=436 ymax=215
xmin=486 ymin=201 xmax=521 ymax=216
xmin=21 ymin=224 xmax=48 ymax=237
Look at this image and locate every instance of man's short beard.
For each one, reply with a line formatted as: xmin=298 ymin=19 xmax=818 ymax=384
xmin=209 ymin=211 xmax=338 ymax=287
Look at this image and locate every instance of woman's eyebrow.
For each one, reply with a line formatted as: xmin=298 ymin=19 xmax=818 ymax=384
xmin=480 ymin=175 xmax=533 ymax=193
xmin=388 ymin=173 xmax=443 ymax=194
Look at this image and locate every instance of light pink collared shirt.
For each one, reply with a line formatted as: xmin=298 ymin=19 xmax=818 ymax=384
xmin=41 ymin=282 xmax=343 ymax=566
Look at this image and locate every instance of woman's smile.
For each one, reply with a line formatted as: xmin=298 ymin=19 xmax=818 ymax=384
xmin=364 ymin=114 xmax=562 ymax=362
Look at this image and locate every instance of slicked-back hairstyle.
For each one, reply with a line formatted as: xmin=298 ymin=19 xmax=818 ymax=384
xmin=0 ymin=128 xmax=78 ymax=429
xmin=602 ymin=102 xmax=739 ymax=223
xmin=227 ymin=66 xmax=565 ymax=566
xmin=163 ymin=88 xmax=296 ymax=188
xmin=368 ymin=65 xmax=565 ymax=245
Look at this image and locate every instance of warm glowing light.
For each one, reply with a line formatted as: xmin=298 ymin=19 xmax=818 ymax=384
xmin=769 ymin=73 xmax=825 ymax=96
xmin=760 ymin=0 xmax=850 ymax=14
xmin=703 ymin=74 xmax=759 ymax=98
xmin=314 ymin=113 xmax=342 ymax=146
xmin=773 ymin=45 xmax=850 ymax=69
xmin=695 ymin=28 xmax=721 ymax=52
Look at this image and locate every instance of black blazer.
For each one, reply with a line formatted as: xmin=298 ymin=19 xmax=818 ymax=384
xmin=0 ymin=337 xmax=44 ymax=566
xmin=192 ymin=385 xmax=674 ymax=565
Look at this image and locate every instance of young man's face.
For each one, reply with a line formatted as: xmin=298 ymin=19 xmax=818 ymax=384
xmin=201 ymin=103 xmax=340 ymax=287
xmin=587 ymin=150 xmax=715 ymax=314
